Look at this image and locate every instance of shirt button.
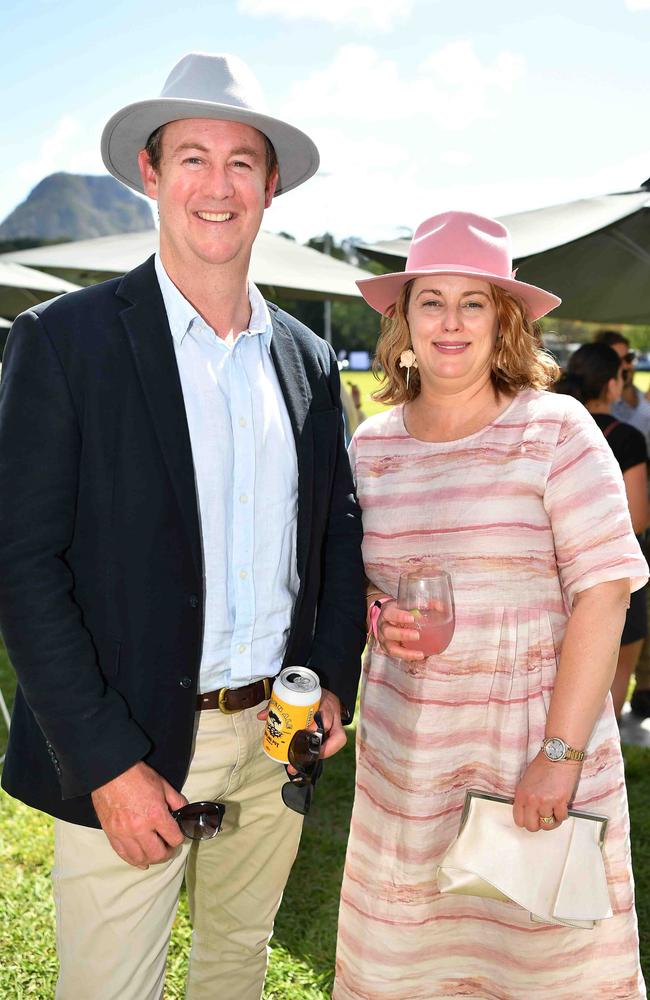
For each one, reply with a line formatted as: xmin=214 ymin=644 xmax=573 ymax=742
xmin=238 ymin=644 xmax=247 ymax=654
xmin=239 ymin=417 xmax=247 ymax=428
xmin=180 ymin=676 xmax=192 ymax=689
xmin=189 ymin=594 xmax=199 ymax=608
xmin=239 ymin=569 xmax=248 ymax=580
xmin=239 ymin=494 xmax=248 ymax=504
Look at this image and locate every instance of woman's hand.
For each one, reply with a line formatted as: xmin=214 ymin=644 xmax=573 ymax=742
xmin=513 ymin=752 xmax=582 ymax=832
xmin=374 ymin=600 xmax=424 ymax=662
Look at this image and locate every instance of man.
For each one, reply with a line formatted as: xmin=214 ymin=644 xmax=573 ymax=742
xmin=0 ymin=53 xmax=365 ymax=1000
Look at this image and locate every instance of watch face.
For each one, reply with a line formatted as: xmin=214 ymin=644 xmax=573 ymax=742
xmin=544 ymin=738 xmax=566 ymax=761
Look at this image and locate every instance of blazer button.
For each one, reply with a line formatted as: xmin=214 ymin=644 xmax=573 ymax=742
xmin=189 ymin=594 xmax=199 ymax=608
xmin=180 ymin=676 xmax=192 ymax=689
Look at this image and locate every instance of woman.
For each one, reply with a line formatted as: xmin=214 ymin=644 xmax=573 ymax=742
xmin=556 ymin=343 xmax=648 ymax=719
xmin=334 ymin=212 xmax=646 ymax=999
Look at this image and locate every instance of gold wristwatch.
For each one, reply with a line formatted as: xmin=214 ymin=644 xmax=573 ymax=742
xmin=541 ymin=737 xmax=584 ymax=762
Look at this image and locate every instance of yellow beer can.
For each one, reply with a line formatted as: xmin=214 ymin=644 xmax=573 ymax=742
xmin=263 ymin=667 xmax=321 ymax=763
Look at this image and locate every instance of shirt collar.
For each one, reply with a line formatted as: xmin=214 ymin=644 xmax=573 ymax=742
xmin=154 ymin=253 xmax=272 ymax=347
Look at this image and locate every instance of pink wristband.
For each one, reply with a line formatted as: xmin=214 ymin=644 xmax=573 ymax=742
xmin=368 ymin=597 xmax=394 ymax=642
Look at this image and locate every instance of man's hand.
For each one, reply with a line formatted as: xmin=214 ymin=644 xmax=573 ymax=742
xmin=257 ymin=686 xmax=347 ymax=766
xmin=316 ymin=688 xmax=347 ymax=759
xmin=91 ymin=761 xmax=187 ymax=869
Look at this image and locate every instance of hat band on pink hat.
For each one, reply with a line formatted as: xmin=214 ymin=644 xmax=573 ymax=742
xmin=357 ymin=211 xmax=561 ymax=322
xmin=400 ymin=263 xmax=516 ymax=277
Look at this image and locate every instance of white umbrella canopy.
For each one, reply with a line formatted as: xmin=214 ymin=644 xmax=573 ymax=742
xmin=0 ymin=261 xmax=81 ymax=320
xmin=0 ymin=229 xmax=367 ymax=302
xmin=355 ymin=184 xmax=650 ymax=323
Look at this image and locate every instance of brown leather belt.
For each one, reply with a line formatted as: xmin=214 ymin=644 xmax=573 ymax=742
xmin=196 ymin=677 xmax=273 ymax=714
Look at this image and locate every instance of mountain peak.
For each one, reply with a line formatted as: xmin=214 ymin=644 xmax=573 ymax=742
xmin=0 ymin=173 xmax=155 ymax=241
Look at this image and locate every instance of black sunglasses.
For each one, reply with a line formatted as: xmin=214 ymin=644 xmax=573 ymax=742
xmin=171 ymin=800 xmax=225 ymax=840
xmin=281 ymin=711 xmax=325 ymax=816
xmin=624 ymin=351 xmax=636 ymax=363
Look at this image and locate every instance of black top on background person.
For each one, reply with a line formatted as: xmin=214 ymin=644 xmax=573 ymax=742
xmin=591 ymin=413 xmax=646 ymax=473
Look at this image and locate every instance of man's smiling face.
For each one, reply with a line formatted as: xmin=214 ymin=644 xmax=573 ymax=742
xmin=138 ymin=117 xmax=277 ymax=273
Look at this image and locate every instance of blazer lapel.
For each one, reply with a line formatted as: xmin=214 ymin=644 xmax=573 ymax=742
xmin=117 ymin=258 xmax=202 ymax=579
xmin=269 ymin=308 xmax=313 ymax=582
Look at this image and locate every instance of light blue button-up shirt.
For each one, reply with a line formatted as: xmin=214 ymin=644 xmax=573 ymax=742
xmin=154 ymin=255 xmax=299 ymax=693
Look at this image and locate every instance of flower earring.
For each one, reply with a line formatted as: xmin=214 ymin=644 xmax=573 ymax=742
xmin=399 ymin=349 xmax=418 ymax=389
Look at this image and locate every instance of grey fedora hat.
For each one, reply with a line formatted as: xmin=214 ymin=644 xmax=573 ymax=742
xmin=101 ymin=52 xmax=319 ymax=196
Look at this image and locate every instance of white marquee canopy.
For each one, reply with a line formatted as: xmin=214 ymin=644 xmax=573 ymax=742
xmin=0 ymin=229 xmax=368 ymax=303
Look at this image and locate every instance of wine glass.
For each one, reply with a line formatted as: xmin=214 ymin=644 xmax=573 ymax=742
xmin=397 ymin=569 xmax=455 ymax=656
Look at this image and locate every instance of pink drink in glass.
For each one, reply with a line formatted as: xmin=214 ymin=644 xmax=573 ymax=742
xmin=403 ymin=608 xmax=454 ymax=655
xmin=397 ymin=570 xmax=455 ymax=657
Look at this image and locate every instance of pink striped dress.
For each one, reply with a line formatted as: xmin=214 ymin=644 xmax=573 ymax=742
xmin=334 ymin=389 xmax=647 ymax=1000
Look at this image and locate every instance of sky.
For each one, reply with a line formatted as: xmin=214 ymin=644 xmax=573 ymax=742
xmin=3 ymin=0 xmax=650 ymax=244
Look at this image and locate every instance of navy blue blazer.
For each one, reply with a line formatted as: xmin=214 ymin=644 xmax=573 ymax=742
xmin=0 ymin=256 xmax=365 ymax=827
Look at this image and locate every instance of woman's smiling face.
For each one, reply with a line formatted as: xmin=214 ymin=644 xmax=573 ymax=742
xmin=406 ymin=275 xmax=499 ymax=392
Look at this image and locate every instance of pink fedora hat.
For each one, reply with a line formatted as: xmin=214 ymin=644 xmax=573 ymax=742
xmin=357 ymin=211 xmax=561 ymax=321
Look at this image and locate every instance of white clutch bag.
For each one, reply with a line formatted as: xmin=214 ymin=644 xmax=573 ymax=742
xmin=436 ymin=790 xmax=613 ymax=929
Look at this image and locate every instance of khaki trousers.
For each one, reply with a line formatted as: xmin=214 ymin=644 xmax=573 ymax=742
xmin=52 ymin=705 xmax=303 ymax=1000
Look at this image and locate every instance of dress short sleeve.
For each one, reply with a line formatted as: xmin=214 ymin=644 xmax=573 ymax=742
xmin=544 ymin=398 xmax=648 ymax=607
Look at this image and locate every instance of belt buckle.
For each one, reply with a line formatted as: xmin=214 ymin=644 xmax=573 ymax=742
xmin=217 ymin=678 xmax=272 ymax=714
xmin=217 ymin=687 xmax=240 ymax=715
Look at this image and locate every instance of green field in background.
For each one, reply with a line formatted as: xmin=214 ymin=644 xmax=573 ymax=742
xmin=344 ymin=369 xmax=650 ymax=413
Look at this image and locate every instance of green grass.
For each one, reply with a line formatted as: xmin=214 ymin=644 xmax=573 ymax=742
xmin=1 ymin=643 xmax=649 ymax=997
xmin=0 ymin=644 xmax=354 ymax=999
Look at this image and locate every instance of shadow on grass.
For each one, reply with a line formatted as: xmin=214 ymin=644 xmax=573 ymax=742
xmin=269 ymin=732 xmax=356 ymax=994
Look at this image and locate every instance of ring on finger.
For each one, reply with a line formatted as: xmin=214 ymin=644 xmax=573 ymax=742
xmin=540 ymin=814 xmax=555 ymax=825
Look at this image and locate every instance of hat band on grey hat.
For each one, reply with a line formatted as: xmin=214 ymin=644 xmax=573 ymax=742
xmin=101 ymin=51 xmax=319 ymax=197
xmin=357 ymin=211 xmax=561 ymax=322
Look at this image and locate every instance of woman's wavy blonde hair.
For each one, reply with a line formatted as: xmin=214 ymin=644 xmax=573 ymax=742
xmin=372 ymin=280 xmax=560 ymax=405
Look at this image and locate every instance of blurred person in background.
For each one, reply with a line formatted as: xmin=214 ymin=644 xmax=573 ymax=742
xmin=340 ymin=378 xmax=366 ymax=445
xmin=595 ymin=330 xmax=650 ymax=454
xmin=594 ymin=332 xmax=650 ymax=718
xmin=556 ymin=342 xmax=648 ymax=718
